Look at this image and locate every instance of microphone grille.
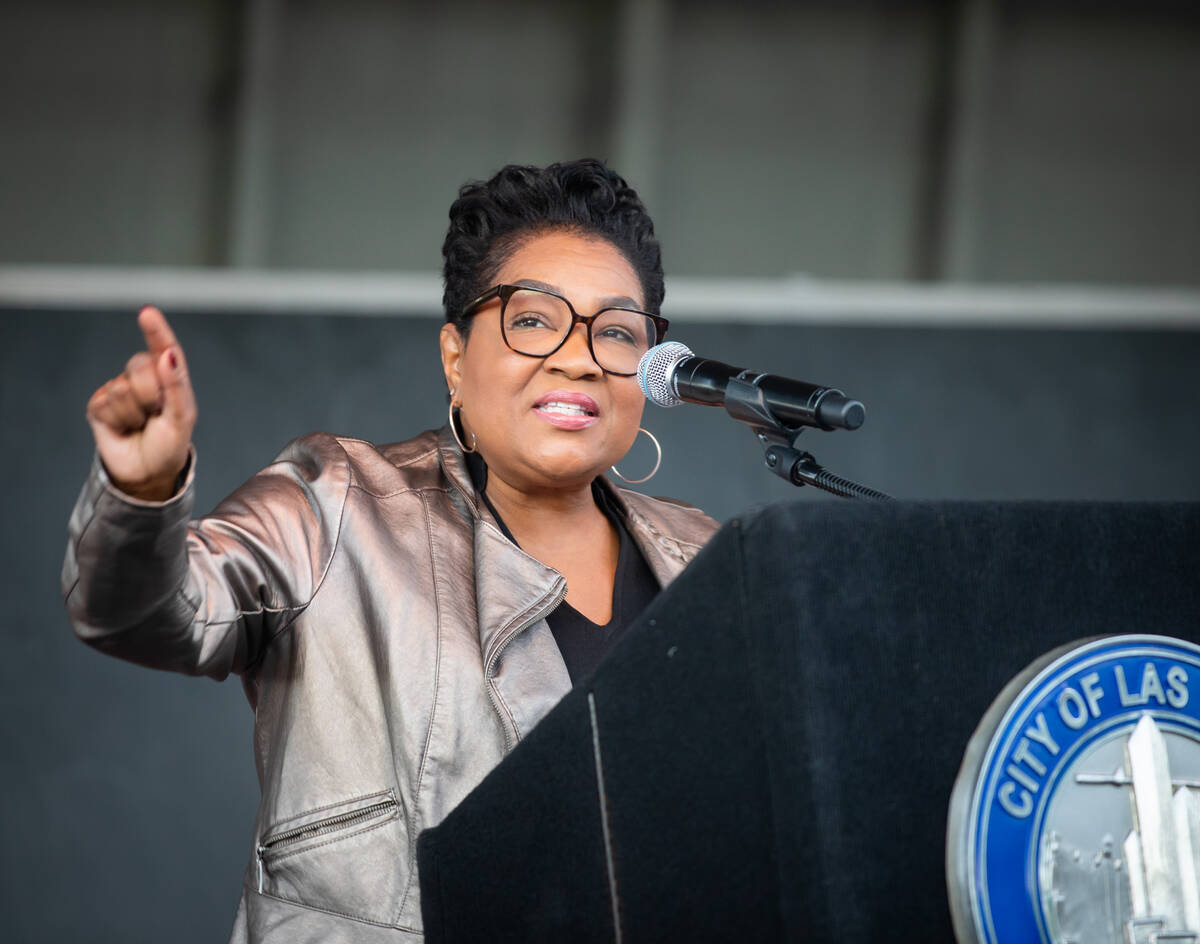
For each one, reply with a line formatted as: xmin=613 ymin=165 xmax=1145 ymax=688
xmin=637 ymin=341 xmax=693 ymax=408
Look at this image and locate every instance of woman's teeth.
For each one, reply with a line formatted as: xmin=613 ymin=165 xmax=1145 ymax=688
xmin=539 ymin=401 xmax=593 ymax=416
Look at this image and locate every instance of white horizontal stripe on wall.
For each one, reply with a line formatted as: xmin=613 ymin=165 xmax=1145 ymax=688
xmin=2 ymin=266 xmax=1198 ymax=330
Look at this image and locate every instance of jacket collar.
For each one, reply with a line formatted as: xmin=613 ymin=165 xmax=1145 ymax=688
xmin=594 ymin=476 xmax=696 ymax=590
xmin=434 ymin=425 xmax=703 ymax=660
xmin=435 ymin=426 xmax=564 ymax=674
xmin=434 ymin=425 xmax=712 ymax=745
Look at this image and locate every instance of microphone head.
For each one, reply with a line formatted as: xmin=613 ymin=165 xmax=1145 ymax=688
xmin=638 ymin=341 xmax=693 ymax=407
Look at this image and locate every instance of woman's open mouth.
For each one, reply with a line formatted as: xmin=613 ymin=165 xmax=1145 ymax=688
xmin=532 ymin=391 xmax=600 ymax=429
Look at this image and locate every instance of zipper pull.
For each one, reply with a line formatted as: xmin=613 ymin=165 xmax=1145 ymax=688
xmin=256 ymin=844 xmax=265 ymax=894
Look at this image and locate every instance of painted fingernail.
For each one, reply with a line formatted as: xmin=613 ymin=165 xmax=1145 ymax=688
xmin=168 ymin=350 xmax=178 ymax=370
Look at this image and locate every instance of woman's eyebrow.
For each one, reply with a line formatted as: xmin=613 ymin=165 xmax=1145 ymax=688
xmin=512 ymin=278 xmax=560 ymax=294
xmin=510 ymin=278 xmax=642 ymax=310
xmin=599 ymin=294 xmax=641 ymax=309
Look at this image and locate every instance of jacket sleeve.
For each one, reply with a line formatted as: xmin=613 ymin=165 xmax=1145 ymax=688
xmin=61 ymin=434 xmax=352 ymax=681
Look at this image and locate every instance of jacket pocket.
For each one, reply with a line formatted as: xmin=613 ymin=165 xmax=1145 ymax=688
xmin=256 ymin=789 xmax=406 ymax=926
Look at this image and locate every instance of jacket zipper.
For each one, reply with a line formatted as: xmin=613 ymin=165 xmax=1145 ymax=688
xmin=485 ymin=583 xmax=567 ymax=752
xmin=256 ymin=794 xmax=398 ymax=893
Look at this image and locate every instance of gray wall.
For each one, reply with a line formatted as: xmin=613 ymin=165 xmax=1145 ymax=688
xmin=2 ymin=0 xmax=1198 ymax=283
xmin=2 ymin=307 xmax=1198 ymax=941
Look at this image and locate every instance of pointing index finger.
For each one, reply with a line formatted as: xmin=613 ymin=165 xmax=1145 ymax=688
xmin=137 ymin=306 xmax=179 ymax=355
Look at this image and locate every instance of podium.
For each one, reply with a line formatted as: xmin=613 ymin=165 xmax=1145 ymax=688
xmin=416 ymin=502 xmax=1200 ymax=942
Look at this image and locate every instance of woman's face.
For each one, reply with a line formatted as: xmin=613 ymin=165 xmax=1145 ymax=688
xmin=440 ymin=229 xmax=649 ymax=494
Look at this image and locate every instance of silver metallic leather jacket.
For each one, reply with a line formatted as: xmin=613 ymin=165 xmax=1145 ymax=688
xmin=62 ymin=426 xmax=719 ymax=942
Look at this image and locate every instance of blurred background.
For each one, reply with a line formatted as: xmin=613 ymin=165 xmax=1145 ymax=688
xmin=2 ymin=0 xmax=1198 ymax=940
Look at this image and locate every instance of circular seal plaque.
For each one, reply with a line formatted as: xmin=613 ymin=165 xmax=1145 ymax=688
xmin=947 ymin=635 xmax=1200 ymax=944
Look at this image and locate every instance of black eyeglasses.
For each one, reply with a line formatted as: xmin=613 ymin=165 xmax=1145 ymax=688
xmin=462 ymin=283 xmax=669 ymax=377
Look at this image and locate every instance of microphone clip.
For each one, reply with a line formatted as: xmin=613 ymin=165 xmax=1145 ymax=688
xmin=721 ymin=373 xmax=789 ymax=430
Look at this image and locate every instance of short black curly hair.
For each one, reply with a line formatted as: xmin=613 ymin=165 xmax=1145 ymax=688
xmin=441 ymin=158 xmax=664 ymax=335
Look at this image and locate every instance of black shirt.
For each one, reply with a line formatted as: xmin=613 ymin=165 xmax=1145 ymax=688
xmin=464 ymin=452 xmax=659 ymax=684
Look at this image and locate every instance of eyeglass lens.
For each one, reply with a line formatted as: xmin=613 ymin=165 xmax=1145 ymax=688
xmin=501 ymin=288 xmax=656 ymax=374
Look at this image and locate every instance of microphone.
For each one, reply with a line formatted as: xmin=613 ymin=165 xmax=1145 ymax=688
xmin=637 ymin=341 xmax=865 ymax=431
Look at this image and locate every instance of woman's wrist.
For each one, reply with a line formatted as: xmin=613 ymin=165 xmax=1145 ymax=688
xmin=108 ymin=454 xmax=191 ymax=503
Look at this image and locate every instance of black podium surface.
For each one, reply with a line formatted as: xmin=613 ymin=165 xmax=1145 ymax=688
xmin=417 ymin=502 xmax=1200 ymax=942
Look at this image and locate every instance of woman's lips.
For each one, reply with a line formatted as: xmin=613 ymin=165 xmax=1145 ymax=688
xmin=532 ymin=391 xmax=600 ymax=430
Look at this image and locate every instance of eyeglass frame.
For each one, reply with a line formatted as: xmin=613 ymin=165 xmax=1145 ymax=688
xmin=461 ymin=283 xmax=670 ymax=377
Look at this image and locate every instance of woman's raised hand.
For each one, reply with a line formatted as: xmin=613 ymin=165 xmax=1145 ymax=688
xmin=86 ymin=307 xmax=198 ymax=501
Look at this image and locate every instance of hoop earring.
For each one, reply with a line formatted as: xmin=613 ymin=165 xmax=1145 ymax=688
xmin=448 ymin=394 xmax=477 ymax=454
xmin=610 ymin=428 xmax=661 ymax=484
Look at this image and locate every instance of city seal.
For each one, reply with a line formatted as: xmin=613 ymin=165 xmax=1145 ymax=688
xmin=947 ymin=634 xmax=1200 ymax=944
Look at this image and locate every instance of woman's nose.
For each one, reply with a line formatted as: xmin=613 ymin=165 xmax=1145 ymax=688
xmin=544 ymin=323 xmax=602 ymax=378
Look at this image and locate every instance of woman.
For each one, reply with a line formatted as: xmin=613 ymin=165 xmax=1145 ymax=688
xmin=62 ymin=159 xmax=719 ymax=942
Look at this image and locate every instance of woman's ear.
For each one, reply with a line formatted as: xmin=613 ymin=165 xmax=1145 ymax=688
xmin=439 ymin=323 xmax=466 ymax=398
